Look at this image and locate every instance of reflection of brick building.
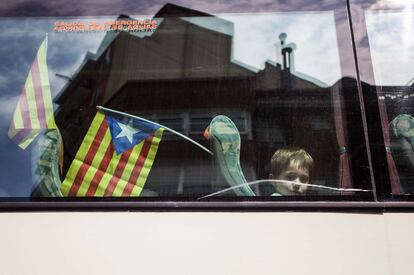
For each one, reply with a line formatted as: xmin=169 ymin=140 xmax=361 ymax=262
xmin=55 ymin=4 xmax=345 ymax=196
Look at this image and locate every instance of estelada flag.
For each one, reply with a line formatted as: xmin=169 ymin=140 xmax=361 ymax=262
xmin=60 ymin=111 xmax=163 ymax=197
xmin=8 ymin=36 xmax=56 ymax=149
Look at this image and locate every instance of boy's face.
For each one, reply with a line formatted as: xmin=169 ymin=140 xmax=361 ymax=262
xmin=271 ymin=160 xmax=310 ymax=195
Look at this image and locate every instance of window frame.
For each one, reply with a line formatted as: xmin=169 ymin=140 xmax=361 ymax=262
xmin=2 ymin=0 xmax=414 ymax=210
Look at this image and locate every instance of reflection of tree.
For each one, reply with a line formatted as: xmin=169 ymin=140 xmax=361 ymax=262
xmin=53 ymin=3 xmax=368 ymax=196
xmin=31 ymin=130 xmax=63 ymax=197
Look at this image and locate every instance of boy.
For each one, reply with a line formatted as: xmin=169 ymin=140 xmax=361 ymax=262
xmin=269 ymin=147 xmax=314 ymax=196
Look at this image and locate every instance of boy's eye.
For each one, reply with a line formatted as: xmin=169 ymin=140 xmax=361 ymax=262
xmin=286 ymin=173 xmax=298 ymax=181
xmin=285 ymin=173 xmax=309 ymax=183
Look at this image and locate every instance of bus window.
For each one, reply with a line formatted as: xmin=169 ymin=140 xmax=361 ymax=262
xmin=350 ymin=0 xmax=414 ymax=199
xmin=0 ymin=0 xmax=373 ymax=200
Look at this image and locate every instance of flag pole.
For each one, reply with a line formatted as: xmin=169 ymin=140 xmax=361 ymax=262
xmin=97 ymin=106 xmax=214 ymax=156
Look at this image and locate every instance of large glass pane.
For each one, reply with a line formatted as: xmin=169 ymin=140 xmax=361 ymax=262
xmin=350 ymin=0 xmax=414 ymax=198
xmin=0 ymin=0 xmax=372 ymax=200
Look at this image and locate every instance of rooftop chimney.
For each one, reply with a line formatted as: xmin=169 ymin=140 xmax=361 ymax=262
xmin=278 ymin=33 xmax=296 ymax=72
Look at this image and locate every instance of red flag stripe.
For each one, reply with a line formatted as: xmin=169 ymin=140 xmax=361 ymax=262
xmin=19 ymin=89 xmax=32 ymax=129
xmin=85 ymin=143 xmax=115 ymax=196
xmin=103 ymin=148 xmax=134 ymax=196
xmin=30 ymin=59 xmax=47 ymax=128
xmin=10 ymin=128 xmax=33 ymax=145
xmin=68 ymin=119 xmax=108 ymax=196
xmin=122 ymin=136 xmax=153 ymax=196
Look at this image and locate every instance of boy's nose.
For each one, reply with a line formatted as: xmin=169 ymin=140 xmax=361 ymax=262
xmin=292 ymin=181 xmax=301 ymax=192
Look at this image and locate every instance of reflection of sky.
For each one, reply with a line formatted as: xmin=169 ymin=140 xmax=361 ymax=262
xmin=366 ymin=11 xmax=414 ymax=85
xmin=222 ymin=12 xmax=340 ymax=85
xmin=0 ymin=0 xmax=344 ymax=17
xmin=0 ymin=11 xmax=341 ymax=196
xmin=0 ymin=18 xmax=109 ymax=196
xmin=368 ymin=0 xmax=414 ymax=10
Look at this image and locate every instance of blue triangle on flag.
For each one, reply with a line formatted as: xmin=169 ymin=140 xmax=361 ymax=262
xmin=105 ymin=113 xmax=160 ymax=155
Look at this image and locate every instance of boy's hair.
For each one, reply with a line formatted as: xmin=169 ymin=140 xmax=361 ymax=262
xmin=270 ymin=147 xmax=314 ymax=177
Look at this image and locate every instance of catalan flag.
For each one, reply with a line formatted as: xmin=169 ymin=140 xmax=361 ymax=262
xmin=60 ymin=111 xmax=163 ymax=197
xmin=8 ymin=36 xmax=56 ymax=149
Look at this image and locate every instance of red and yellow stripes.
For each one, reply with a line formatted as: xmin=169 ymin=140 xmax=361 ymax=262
xmin=8 ymin=38 xmax=56 ymax=149
xmin=61 ymin=111 xmax=163 ymax=197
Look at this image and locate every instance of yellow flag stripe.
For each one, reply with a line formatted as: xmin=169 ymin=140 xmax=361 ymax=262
xmin=61 ymin=111 xmax=164 ymax=197
xmin=130 ymin=185 xmax=143 ymax=197
xmin=93 ymin=150 xmax=123 ymax=196
xmin=102 ymin=141 xmax=145 ymax=196
xmin=76 ymin=112 xmax=105 ymax=160
xmin=12 ymin=100 xmax=24 ymax=130
xmin=37 ymin=40 xmax=56 ymax=129
xmin=8 ymin=37 xmax=56 ymax=150
xmin=136 ymin=128 xmax=163 ymax=186
xmin=61 ymin=112 xmax=106 ymax=196
xmin=61 ymin=159 xmax=83 ymax=196
xmin=76 ymin=130 xmax=112 ymax=196
xmin=93 ymin=168 xmax=114 ymax=196
xmin=112 ymin=143 xmax=143 ymax=196
xmin=132 ymin=128 xmax=164 ymax=196
xmin=24 ymin=71 xmax=41 ymax=129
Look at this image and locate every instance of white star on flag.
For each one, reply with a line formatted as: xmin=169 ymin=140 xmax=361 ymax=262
xmin=115 ymin=121 xmax=141 ymax=144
